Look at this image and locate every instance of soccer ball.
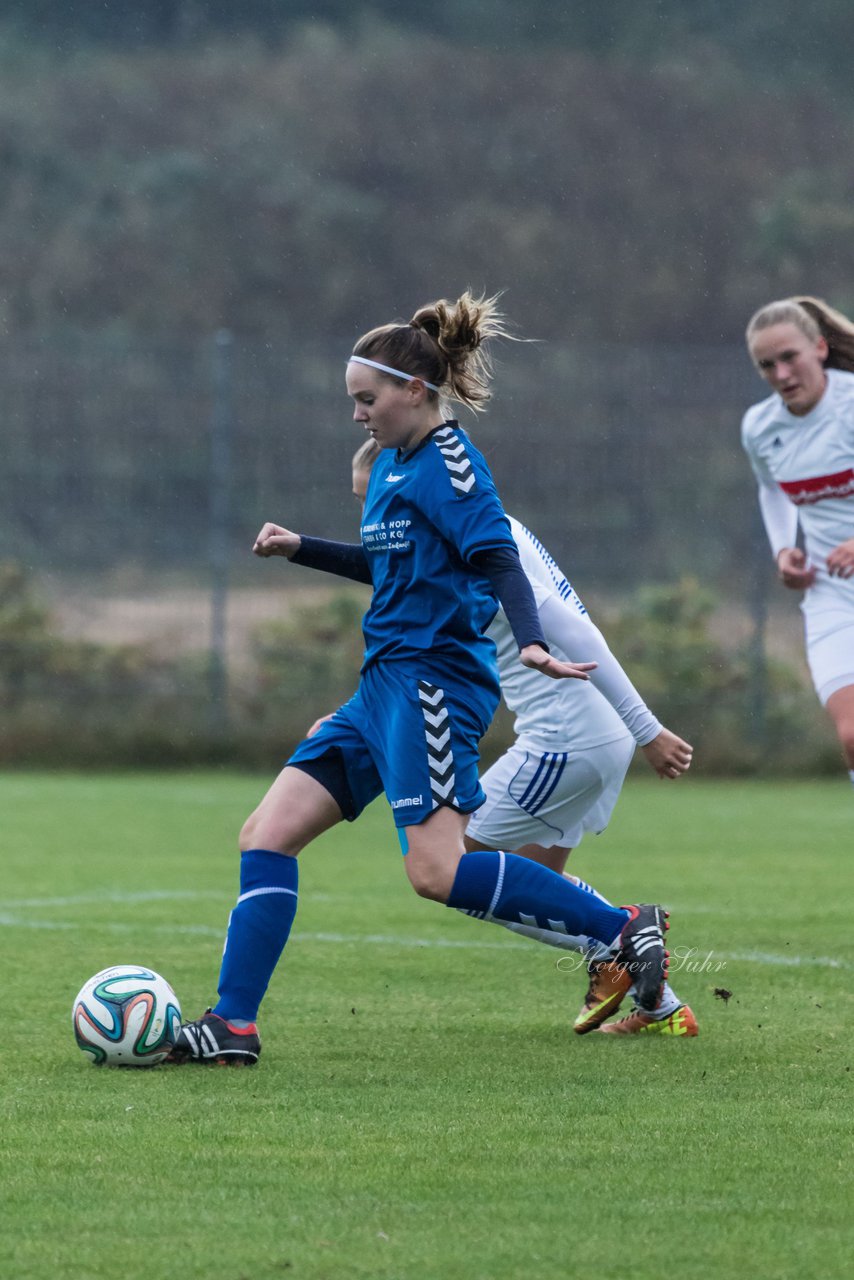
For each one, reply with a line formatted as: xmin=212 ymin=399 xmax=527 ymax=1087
xmin=72 ymin=965 xmax=182 ymax=1067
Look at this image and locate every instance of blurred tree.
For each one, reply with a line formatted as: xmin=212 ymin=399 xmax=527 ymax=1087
xmin=0 ymin=21 xmax=852 ymax=343
xmin=746 ymin=169 xmax=854 ymax=314
xmin=0 ymin=0 xmax=851 ymax=112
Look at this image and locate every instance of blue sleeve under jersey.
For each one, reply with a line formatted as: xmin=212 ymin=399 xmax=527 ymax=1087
xmin=472 ymin=546 xmax=548 ymax=652
xmin=291 ymin=536 xmax=372 ymax=584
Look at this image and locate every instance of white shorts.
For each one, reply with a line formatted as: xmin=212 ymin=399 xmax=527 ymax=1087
xmin=802 ymin=583 xmax=854 ymax=704
xmin=466 ymin=735 xmax=635 ymax=852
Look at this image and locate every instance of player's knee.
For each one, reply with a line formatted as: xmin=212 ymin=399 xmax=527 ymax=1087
xmin=404 ymin=854 xmax=456 ymax=903
xmin=238 ymin=811 xmax=260 ymax=850
xmin=239 ymin=810 xmax=293 ymax=856
xmin=835 ymin=718 xmax=854 ymax=764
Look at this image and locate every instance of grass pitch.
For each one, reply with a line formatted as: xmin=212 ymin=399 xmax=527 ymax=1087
xmin=1 ymin=772 xmax=852 ymax=1280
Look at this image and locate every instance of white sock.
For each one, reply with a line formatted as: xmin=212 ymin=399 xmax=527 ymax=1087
xmin=626 ymin=980 xmax=682 ymax=1019
xmin=464 ymin=912 xmax=590 ymax=954
xmin=564 ymin=873 xmax=613 ymax=906
xmin=561 ymin=875 xmax=613 ymax=962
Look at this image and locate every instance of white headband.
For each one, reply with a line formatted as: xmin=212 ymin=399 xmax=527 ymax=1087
xmin=347 ymin=355 xmax=441 ymax=393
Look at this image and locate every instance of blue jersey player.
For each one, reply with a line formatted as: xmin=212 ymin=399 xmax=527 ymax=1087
xmin=170 ymin=292 xmax=670 ymax=1065
xmin=349 ymin=439 xmax=697 ymax=1039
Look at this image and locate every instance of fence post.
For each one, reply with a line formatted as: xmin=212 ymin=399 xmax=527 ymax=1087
xmin=745 ymin=503 xmax=769 ymax=751
xmin=208 ymin=328 xmax=233 ymax=737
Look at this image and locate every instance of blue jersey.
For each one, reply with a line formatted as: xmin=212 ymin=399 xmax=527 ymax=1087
xmin=359 ymin=422 xmax=516 ymax=692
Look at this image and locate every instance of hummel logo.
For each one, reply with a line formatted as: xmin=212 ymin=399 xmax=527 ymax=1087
xmin=385 ymin=471 xmax=405 ymax=483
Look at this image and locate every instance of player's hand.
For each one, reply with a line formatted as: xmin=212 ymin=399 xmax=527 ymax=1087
xmin=826 ymin=537 xmax=854 ymax=580
xmin=641 ymin=728 xmax=693 ymax=779
xmin=519 ymin=644 xmax=597 ymax=681
xmin=776 ymin=547 xmax=815 ymax=589
xmin=307 ymin=712 xmax=335 ymax=738
xmin=253 ymin=522 xmax=301 ymax=558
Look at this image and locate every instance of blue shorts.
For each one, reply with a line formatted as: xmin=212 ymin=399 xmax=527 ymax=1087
xmin=287 ymin=660 xmax=497 ymax=828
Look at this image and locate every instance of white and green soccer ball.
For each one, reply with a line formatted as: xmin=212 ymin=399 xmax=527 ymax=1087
xmin=72 ymin=965 xmax=182 ymax=1066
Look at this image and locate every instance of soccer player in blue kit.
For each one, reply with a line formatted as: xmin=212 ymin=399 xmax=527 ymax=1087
xmin=350 ymin=439 xmax=697 ymax=1038
xmin=171 ymin=292 xmax=670 ymax=1065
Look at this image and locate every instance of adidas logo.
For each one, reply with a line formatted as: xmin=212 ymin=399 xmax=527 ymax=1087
xmin=631 ymin=927 xmax=664 ymax=956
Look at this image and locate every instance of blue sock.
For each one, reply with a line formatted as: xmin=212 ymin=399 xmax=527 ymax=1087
xmin=447 ymin=850 xmax=628 ymax=945
xmin=213 ymin=849 xmax=298 ymax=1023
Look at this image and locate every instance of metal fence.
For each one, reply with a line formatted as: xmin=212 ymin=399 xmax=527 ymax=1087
xmin=3 ymin=330 xmax=766 ymax=566
xmin=2 ymin=329 xmax=807 ymax=763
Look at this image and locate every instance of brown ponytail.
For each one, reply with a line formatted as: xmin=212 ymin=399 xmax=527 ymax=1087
xmin=352 ymin=290 xmax=515 ymax=412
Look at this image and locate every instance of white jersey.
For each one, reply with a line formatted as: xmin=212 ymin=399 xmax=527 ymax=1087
xmin=741 ymin=368 xmax=854 ymax=590
xmin=486 ymin=517 xmax=661 ymax=753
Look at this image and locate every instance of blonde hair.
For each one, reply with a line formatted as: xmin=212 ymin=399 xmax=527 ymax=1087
xmin=352 ymin=291 xmax=513 ymax=413
xmin=746 ymin=296 xmax=854 ymax=373
xmin=352 ymin=437 xmax=381 ymax=473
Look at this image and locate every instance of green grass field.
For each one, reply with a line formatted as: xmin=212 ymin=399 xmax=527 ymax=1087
xmin=1 ymin=772 xmax=852 ymax=1280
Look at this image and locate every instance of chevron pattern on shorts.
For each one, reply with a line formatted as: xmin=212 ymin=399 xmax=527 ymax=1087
xmin=434 ymin=425 xmax=476 ymax=494
xmin=418 ymin=680 xmax=457 ymax=808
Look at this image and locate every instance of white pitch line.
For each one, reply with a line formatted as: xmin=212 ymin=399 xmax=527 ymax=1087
xmin=0 ymin=911 xmax=852 ymax=971
xmin=0 ymin=889 xmax=224 ymax=909
xmin=0 ymin=914 xmax=224 ymax=937
xmin=0 ymin=889 xmax=332 ymax=910
xmin=299 ymin=930 xmax=521 ymax=951
xmin=721 ymin=949 xmax=853 ymax=971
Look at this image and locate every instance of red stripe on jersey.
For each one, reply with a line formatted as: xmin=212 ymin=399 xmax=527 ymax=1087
xmin=779 ymin=466 xmax=854 ymax=505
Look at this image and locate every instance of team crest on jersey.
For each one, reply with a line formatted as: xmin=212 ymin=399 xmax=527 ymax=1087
xmin=433 ymin=425 xmax=476 ymax=495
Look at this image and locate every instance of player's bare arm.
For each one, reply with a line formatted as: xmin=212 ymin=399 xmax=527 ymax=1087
xmin=776 ymin=546 xmax=816 ymax=590
xmin=641 ymin=728 xmax=694 ymax=780
xmin=253 ymin=522 xmax=301 ymax=558
xmin=826 ymin=536 xmax=854 ymax=579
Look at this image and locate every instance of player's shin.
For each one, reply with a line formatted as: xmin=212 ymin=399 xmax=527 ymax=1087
xmin=446 ymin=850 xmax=629 ymax=945
xmin=213 ymin=849 xmax=299 ymax=1023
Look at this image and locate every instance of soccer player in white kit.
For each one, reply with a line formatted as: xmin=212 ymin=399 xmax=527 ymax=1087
xmin=352 ymin=440 xmax=697 ymax=1038
xmin=743 ymin=297 xmax=854 ymax=785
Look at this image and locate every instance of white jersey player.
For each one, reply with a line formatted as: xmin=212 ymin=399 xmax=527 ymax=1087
xmin=743 ymin=297 xmax=854 ymax=784
xmin=351 ymin=441 xmax=697 ymax=1038
xmin=466 ymin=515 xmax=685 ymax=865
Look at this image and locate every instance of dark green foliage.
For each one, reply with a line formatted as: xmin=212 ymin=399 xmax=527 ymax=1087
xmin=0 ymin=565 xmax=836 ymax=772
xmin=601 ymin=577 xmax=835 ymax=775
xmin=1 ymin=0 xmax=851 ymax=114
xmin=0 ymin=21 xmax=853 ymax=344
xmin=0 ymin=562 xmax=214 ymax=765
xmin=243 ymin=586 xmax=368 ymax=756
